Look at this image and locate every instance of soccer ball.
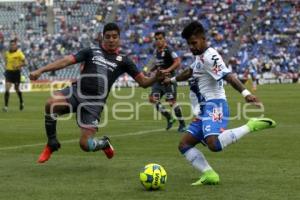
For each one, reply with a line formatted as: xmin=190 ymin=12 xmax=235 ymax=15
xmin=139 ymin=163 xmax=167 ymax=190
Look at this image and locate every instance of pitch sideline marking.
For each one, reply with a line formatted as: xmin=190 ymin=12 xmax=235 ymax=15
xmin=0 ymin=128 xmax=167 ymax=151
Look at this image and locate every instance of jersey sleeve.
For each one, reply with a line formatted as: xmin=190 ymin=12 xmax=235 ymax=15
xmin=203 ymin=49 xmax=231 ymax=80
xmin=123 ymin=57 xmax=141 ymax=79
xmin=167 ymin=47 xmax=179 ymax=59
xmin=18 ymin=50 xmax=25 ymax=61
xmin=72 ymin=48 xmax=91 ymax=63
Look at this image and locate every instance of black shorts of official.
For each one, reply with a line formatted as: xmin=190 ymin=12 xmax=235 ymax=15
xmin=5 ymin=70 xmax=21 ymax=84
xmin=59 ymin=84 xmax=104 ymax=130
xmin=150 ymin=82 xmax=177 ymax=101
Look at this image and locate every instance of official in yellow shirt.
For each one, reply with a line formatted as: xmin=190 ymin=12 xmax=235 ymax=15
xmin=3 ymin=40 xmax=26 ymax=112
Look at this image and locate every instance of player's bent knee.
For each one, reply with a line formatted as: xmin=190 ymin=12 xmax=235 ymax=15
xmin=178 ymin=141 xmax=194 ymax=154
xmin=205 ymin=136 xmax=223 ymax=152
xmin=148 ymin=96 xmax=158 ymax=104
xmin=79 ymin=138 xmax=90 ymax=152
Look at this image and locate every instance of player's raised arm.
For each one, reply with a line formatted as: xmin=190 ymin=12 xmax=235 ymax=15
xmin=163 ymin=67 xmax=193 ymax=85
xmin=161 ymin=57 xmax=181 ymax=73
xmin=29 ymin=55 xmax=75 ymax=80
xmin=134 ymin=70 xmax=164 ymax=88
xmin=223 ymin=73 xmax=262 ymax=107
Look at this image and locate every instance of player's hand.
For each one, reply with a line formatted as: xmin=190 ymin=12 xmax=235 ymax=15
xmin=160 ymin=69 xmax=170 ymax=74
xmin=245 ymin=94 xmax=263 ymax=108
xmin=155 ymin=69 xmax=165 ymax=81
xmin=162 ymin=77 xmax=171 ymax=85
xmin=29 ymin=69 xmax=42 ymax=80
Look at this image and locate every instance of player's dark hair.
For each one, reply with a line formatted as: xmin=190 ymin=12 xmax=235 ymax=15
xmin=9 ymin=39 xmax=17 ymax=43
xmin=181 ymin=21 xmax=205 ymax=40
xmin=154 ymin=31 xmax=165 ymax=38
xmin=103 ymin=23 xmax=120 ymax=35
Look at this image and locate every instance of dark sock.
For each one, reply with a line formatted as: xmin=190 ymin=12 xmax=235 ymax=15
xmin=174 ymin=104 xmax=185 ymax=126
xmin=87 ymin=138 xmax=107 ymax=152
xmin=4 ymin=91 xmax=9 ymax=107
xmin=156 ymin=102 xmax=171 ymax=121
xmin=16 ymin=91 xmax=23 ymax=104
xmin=45 ymin=114 xmax=60 ymax=150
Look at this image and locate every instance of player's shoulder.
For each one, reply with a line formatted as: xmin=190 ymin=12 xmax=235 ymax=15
xmin=165 ymin=45 xmax=175 ymax=53
xmin=203 ymin=47 xmax=222 ymax=62
xmin=17 ymin=49 xmax=25 ymax=55
xmin=204 ymin=47 xmax=220 ymax=57
xmin=117 ymin=52 xmax=134 ymax=63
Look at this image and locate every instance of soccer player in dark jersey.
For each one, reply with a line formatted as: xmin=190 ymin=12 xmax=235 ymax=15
xmin=30 ymin=23 xmax=163 ymax=163
xmin=149 ymin=31 xmax=186 ymax=132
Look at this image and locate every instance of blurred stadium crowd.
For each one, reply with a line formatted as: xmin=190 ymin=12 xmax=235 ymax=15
xmin=0 ymin=0 xmax=299 ymax=83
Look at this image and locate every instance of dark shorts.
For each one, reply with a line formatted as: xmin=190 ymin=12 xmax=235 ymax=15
xmin=5 ymin=70 xmax=21 ymax=84
xmin=150 ymin=82 xmax=177 ymax=102
xmin=59 ymin=84 xmax=104 ymax=130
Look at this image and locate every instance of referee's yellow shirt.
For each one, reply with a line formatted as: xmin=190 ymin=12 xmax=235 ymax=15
xmin=5 ymin=50 xmax=25 ymax=71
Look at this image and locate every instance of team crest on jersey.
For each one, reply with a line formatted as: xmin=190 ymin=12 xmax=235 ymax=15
xmin=208 ymin=107 xmax=223 ymax=122
xmin=212 ymin=64 xmax=222 ymax=74
xmin=116 ymin=55 xmax=122 ymax=61
xmin=91 ymin=119 xmax=99 ymax=126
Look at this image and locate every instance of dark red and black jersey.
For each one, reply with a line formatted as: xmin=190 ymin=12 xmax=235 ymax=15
xmin=154 ymin=46 xmax=178 ymax=76
xmin=71 ymin=46 xmax=141 ymax=101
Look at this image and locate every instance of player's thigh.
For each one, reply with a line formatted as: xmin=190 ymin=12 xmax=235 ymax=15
xmin=186 ymin=118 xmax=205 ymax=143
xmin=179 ymin=132 xmax=202 ymax=149
xmin=46 ymin=87 xmax=74 ymax=114
xmin=149 ymin=84 xmax=163 ymax=103
xmin=4 ymin=81 xmax=12 ymax=90
xmin=165 ymin=83 xmax=177 ymax=102
xmin=76 ymin=103 xmax=103 ymax=130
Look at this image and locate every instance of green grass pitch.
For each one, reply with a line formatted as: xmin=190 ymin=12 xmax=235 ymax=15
xmin=0 ymin=84 xmax=299 ymax=200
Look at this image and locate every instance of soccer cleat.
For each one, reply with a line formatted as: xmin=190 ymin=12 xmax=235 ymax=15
xmin=38 ymin=145 xmax=53 ymax=163
xmin=177 ymin=123 xmax=186 ymax=133
xmin=101 ymin=136 xmax=114 ymax=159
xmin=2 ymin=107 xmax=8 ymax=112
xmin=20 ymin=103 xmax=24 ymax=111
xmin=191 ymin=170 xmax=220 ymax=186
xmin=37 ymin=140 xmax=61 ymax=163
xmin=246 ymin=118 xmax=276 ymax=132
xmin=166 ymin=118 xmax=176 ymax=130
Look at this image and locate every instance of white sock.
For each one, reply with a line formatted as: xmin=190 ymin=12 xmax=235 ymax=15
xmin=184 ymin=147 xmax=212 ymax=173
xmin=218 ymin=125 xmax=250 ymax=149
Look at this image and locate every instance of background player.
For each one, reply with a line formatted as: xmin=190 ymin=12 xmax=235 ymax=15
xmin=163 ymin=21 xmax=276 ymax=185
xmin=149 ymin=31 xmax=186 ymax=132
xmin=30 ymin=23 xmax=163 ymax=163
xmin=2 ymin=39 xmax=26 ymax=112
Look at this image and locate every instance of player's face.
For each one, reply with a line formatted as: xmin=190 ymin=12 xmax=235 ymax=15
xmin=102 ymin=30 xmax=120 ymax=52
xmin=187 ymin=34 xmax=206 ymax=55
xmin=155 ymin=34 xmax=166 ymax=49
xmin=9 ymin=42 xmax=18 ymax=52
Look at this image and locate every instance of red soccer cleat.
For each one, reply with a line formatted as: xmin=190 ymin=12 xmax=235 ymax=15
xmin=102 ymin=136 xmax=114 ymax=159
xmin=37 ymin=145 xmax=53 ymax=163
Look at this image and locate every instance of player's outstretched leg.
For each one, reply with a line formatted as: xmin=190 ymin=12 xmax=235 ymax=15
xmin=216 ymin=117 xmax=276 ymax=150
